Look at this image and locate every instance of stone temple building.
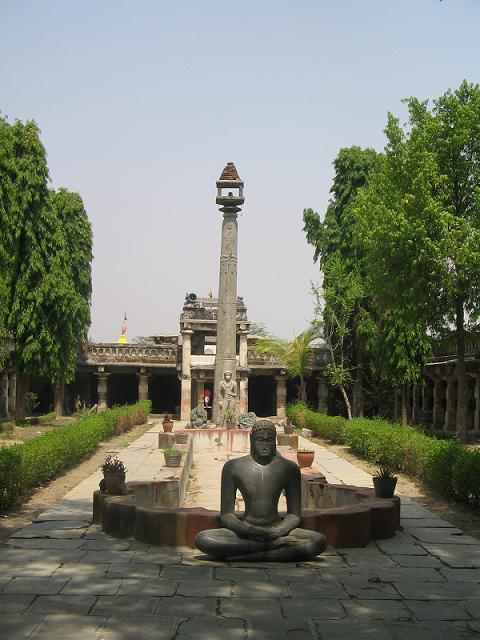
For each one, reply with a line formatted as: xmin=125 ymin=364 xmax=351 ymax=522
xmin=0 ymin=295 xmax=329 ymax=421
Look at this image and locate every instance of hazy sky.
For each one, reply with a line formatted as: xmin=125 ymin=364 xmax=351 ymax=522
xmin=1 ymin=1 xmax=479 ymax=341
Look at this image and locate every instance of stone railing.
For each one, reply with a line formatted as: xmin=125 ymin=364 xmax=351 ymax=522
xmin=247 ymin=347 xmax=329 ymax=371
xmin=80 ymin=343 xmax=177 ymax=365
xmin=431 ymin=337 xmax=480 ymax=358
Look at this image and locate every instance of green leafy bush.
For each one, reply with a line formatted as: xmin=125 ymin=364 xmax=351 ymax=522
xmin=0 ymin=400 xmax=151 ymax=510
xmin=286 ymin=402 xmax=480 ymax=506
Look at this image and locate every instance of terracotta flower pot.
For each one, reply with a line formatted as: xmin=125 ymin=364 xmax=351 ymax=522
xmin=104 ymin=472 xmax=126 ymax=495
xmin=373 ymin=476 xmax=397 ymax=498
xmin=164 ymin=452 xmax=182 ymax=467
xmin=297 ymin=450 xmax=315 ymax=468
xmin=277 ymin=433 xmax=291 ymax=446
xmin=162 ymin=419 xmax=174 ymax=433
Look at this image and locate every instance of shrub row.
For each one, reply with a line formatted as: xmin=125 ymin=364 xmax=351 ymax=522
xmin=0 ymin=400 xmax=151 ymax=511
xmin=287 ymin=402 xmax=480 ymax=506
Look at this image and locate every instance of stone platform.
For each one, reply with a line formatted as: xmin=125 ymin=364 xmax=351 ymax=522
xmin=2 ymin=420 xmax=480 ymax=639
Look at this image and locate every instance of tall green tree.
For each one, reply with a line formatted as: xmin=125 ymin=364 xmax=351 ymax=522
xmin=0 ymin=118 xmax=92 ymax=420
xmin=303 ymin=146 xmax=380 ymax=416
xmin=354 ymin=81 xmax=480 ymax=441
xmin=253 ymin=328 xmax=318 ymax=405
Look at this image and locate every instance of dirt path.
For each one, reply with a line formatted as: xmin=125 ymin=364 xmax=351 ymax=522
xmin=0 ymin=420 xmax=154 ymax=543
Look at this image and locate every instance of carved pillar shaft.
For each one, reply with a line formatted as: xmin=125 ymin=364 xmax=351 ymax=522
xmin=445 ymin=379 xmax=456 ymax=431
xmin=138 ymin=369 xmax=149 ymax=401
xmin=474 ymin=376 xmax=480 ymax=432
xmin=96 ymin=372 xmax=110 ymax=411
xmin=275 ymin=376 xmax=287 ymax=419
xmin=181 ymin=330 xmax=193 ymax=421
xmin=317 ymin=378 xmax=328 ymax=414
xmin=239 ymin=332 xmax=248 ymax=368
xmin=239 ymin=376 xmax=248 ymax=414
xmin=0 ymin=373 xmax=8 ymax=418
xmin=7 ymin=372 xmax=16 ymax=417
xmin=432 ymin=379 xmax=444 ymax=428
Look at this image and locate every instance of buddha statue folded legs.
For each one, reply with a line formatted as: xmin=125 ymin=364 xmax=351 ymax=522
xmin=195 ymin=419 xmax=327 ymax=562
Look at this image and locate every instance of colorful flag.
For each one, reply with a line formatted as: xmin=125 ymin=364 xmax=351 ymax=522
xmin=121 ymin=313 xmax=128 ymax=335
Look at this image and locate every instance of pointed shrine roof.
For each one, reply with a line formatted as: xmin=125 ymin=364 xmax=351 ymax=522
xmin=218 ymin=162 xmax=241 ymax=182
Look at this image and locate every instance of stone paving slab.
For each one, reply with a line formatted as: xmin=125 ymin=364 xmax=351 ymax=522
xmin=2 ymin=420 xmax=480 ymax=638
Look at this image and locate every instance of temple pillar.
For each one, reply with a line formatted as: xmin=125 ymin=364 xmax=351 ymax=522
xmin=239 ymin=330 xmax=249 ymax=368
xmin=137 ymin=368 xmax=149 ymax=401
xmin=181 ymin=329 xmax=193 ymax=421
xmin=444 ymin=378 xmax=456 ymax=432
xmin=317 ymin=377 xmax=328 ymax=414
xmin=7 ymin=372 xmax=16 ymax=418
xmin=275 ymin=375 xmax=287 ymax=419
xmin=96 ymin=371 xmax=110 ymax=411
xmin=421 ymin=379 xmax=433 ymax=425
xmin=474 ymin=375 xmax=480 ymax=433
xmin=411 ymin=384 xmax=419 ymax=424
xmin=196 ymin=379 xmax=205 ymax=406
xmin=239 ymin=376 xmax=248 ymax=414
xmin=432 ymin=378 xmax=444 ymax=429
xmin=0 ymin=373 xmax=8 ymax=418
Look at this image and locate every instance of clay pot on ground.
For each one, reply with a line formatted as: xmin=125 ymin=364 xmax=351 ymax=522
xmin=373 ymin=476 xmax=397 ymax=498
xmin=162 ymin=416 xmax=174 ymax=432
xmin=175 ymin=432 xmax=188 ymax=444
xmin=104 ymin=472 xmax=126 ymax=495
xmin=277 ymin=433 xmax=292 ymax=446
xmin=284 ymin=422 xmax=294 ymax=434
xmin=163 ymin=450 xmax=183 ymax=467
xmin=297 ymin=450 xmax=315 ymax=468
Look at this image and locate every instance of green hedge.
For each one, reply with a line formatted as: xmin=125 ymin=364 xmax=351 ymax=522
xmin=0 ymin=400 xmax=151 ymax=511
xmin=287 ymin=402 xmax=480 ymax=506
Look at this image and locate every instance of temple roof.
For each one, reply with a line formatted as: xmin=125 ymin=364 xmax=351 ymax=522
xmin=218 ymin=162 xmax=241 ymax=182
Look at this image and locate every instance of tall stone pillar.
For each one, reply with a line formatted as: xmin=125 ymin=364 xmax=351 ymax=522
xmin=432 ymin=378 xmax=444 ymax=429
xmin=0 ymin=373 xmax=8 ymax=418
xmin=421 ymin=379 xmax=433 ymax=425
xmin=181 ymin=329 xmax=193 ymax=421
xmin=275 ymin=375 xmax=287 ymax=419
xmin=317 ymin=377 xmax=328 ymax=414
xmin=239 ymin=330 xmax=249 ymax=367
xmin=444 ymin=378 xmax=456 ymax=431
xmin=195 ymin=379 xmax=205 ymax=406
xmin=474 ymin=376 xmax=480 ymax=433
xmin=7 ymin=372 xmax=16 ymax=418
xmin=239 ymin=376 xmax=248 ymax=414
xmin=138 ymin=368 xmax=149 ymax=401
xmin=213 ymin=162 xmax=244 ymax=425
xmin=96 ymin=371 xmax=110 ymax=411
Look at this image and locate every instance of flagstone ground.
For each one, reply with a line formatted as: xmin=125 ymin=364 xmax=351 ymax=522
xmin=1 ymin=420 xmax=480 ymax=639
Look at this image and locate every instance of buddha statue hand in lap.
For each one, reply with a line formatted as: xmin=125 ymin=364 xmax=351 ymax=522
xmin=195 ymin=419 xmax=327 ymax=561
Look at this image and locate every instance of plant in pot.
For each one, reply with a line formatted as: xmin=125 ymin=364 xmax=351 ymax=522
xmin=297 ymin=447 xmax=315 ymax=468
xmin=162 ymin=412 xmax=174 ymax=432
xmin=277 ymin=432 xmax=292 ymax=446
xmin=373 ymin=464 xmax=398 ymax=498
xmin=224 ymin=408 xmax=236 ymax=429
xmin=175 ymin=431 xmax=188 ymax=444
xmin=163 ymin=448 xmax=185 ymax=468
xmin=101 ymin=455 xmax=127 ymax=494
xmin=284 ymin=420 xmax=294 ymax=434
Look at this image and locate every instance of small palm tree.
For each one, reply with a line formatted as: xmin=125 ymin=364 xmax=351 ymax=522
xmin=254 ymin=327 xmax=318 ymax=405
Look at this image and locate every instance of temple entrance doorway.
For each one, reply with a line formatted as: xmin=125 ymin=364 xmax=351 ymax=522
xmin=248 ymin=375 xmax=276 ymax=417
xmin=108 ymin=373 xmax=137 ymax=407
xmin=149 ymin=373 xmax=180 ymax=415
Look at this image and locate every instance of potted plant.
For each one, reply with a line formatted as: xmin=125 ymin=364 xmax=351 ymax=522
xmin=162 ymin=412 xmax=174 ymax=433
xmin=224 ymin=408 xmax=236 ymax=429
xmin=297 ymin=447 xmax=315 ymax=468
xmin=373 ymin=465 xmax=398 ymax=498
xmin=163 ymin=448 xmax=185 ymax=468
xmin=101 ymin=455 xmax=127 ymax=494
xmin=175 ymin=431 xmax=188 ymax=444
xmin=284 ymin=420 xmax=294 ymax=434
xmin=277 ymin=433 xmax=292 ymax=446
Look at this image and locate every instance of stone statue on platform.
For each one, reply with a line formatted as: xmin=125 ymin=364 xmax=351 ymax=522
xmin=218 ymin=370 xmax=237 ymax=428
xmin=190 ymin=402 xmax=208 ymax=428
xmin=195 ymin=419 xmax=327 ymax=561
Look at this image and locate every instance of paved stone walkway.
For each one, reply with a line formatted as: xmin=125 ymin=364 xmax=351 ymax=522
xmin=1 ymin=421 xmax=480 ymax=639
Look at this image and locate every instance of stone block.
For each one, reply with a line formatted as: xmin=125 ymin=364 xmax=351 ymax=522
xmin=25 ymin=594 xmax=96 ymax=614
xmin=3 ymin=577 xmax=68 ymax=595
xmin=117 ymin=578 xmax=177 ymax=596
xmin=405 ymin=600 xmax=469 ymax=621
xmin=175 ymin=616 xmax=247 ymax=640
xmin=90 ymin=595 xmax=160 ymax=616
xmin=61 ymin=577 xmax=122 ymax=595
xmin=0 ymin=594 xmax=35 ymax=613
xmin=99 ymin=616 xmax=177 ymax=640
xmin=341 ymin=599 xmax=412 ymax=620
xmin=155 ymin=595 xmax=218 ymax=616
